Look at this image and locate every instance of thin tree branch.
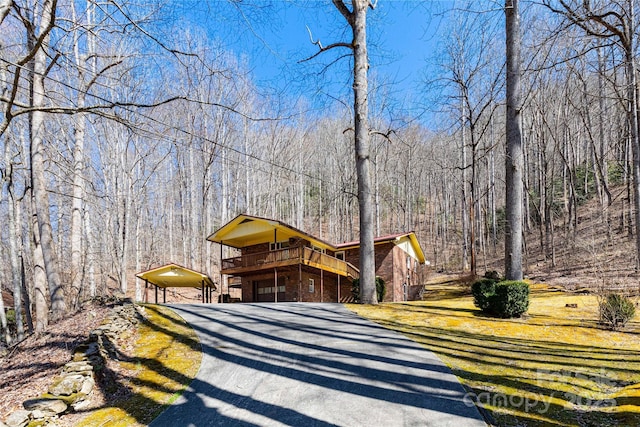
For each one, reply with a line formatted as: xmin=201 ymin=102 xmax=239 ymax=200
xmin=0 ymin=0 xmax=11 ymax=26
xmin=332 ymin=0 xmax=354 ymax=25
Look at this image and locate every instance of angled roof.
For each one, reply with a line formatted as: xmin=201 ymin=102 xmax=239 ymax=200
xmin=209 ymin=214 xmax=427 ymax=264
xmin=336 ymin=232 xmax=427 ymax=264
xmin=335 ymin=232 xmax=411 ymax=248
xmin=207 ymin=214 xmax=336 ymax=251
xmin=136 ymin=263 xmax=216 ymax=289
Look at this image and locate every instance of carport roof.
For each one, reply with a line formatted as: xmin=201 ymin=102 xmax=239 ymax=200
xmin=136 ymin=263 xmax=216 ymax=289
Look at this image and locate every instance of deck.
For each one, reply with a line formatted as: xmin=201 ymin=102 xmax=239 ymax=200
xmin=221 ymin=246 xmax=359 ymax=279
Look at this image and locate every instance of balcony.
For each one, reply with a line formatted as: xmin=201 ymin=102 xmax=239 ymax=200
xmin=221 ymin=246 xmax=359 ymax=279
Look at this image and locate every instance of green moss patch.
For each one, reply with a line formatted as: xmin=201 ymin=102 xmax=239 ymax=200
xmin=349 ymin=283 xmax=640 ymax=426
xmin=75 ymin=305 xmax=201 ymax=427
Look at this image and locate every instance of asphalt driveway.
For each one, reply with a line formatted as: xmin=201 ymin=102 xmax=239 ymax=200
xmin=150 ymin=303 xmax=486 ymax=427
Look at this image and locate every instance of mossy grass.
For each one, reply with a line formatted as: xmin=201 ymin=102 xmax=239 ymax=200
xmin=348 ymin=283 xmax=640 ymax=426
xmin=75 ymin=304 xmax=201 ymax=427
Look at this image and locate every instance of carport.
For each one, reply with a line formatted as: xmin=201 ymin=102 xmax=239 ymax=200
xmin=136 ymin=263 xmax=217 ymax=304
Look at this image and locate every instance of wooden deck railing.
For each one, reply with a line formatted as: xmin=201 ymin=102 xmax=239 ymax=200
xmin=221 ymin=246 xmax=359 ymax=279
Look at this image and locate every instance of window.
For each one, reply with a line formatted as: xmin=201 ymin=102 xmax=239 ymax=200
xmin=309 ymin=278 xmax=315 ymax=293
xmin=257 ymin=285 xmax=285 ymax=294
xmin=312 ymin=245 xmax=326 ymax=254
xmin=335 ymin=251 xmax=345 ymax=261
xmin=269 ymin=241 xmax=290 ymax=251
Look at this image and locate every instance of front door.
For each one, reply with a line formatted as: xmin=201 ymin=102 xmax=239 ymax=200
xmin=254 ymin=278 xmax=286 ymax=302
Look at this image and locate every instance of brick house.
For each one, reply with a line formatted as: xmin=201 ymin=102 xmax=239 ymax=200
xmin=208 ymin=214 xmax=427 ymax=303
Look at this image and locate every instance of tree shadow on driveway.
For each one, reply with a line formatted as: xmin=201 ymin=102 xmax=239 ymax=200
xmin=149 ymin=303 xmax=486 ymax=427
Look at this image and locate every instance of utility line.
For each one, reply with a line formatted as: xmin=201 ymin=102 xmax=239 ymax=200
xmin=0 ymin=56 xmax=345 ymax=187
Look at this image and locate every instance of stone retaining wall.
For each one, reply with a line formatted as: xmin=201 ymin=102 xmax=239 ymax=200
xmin=1 ymin=300 xmax=143 ymax=427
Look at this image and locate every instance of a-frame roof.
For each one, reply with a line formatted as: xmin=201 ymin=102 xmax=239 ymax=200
xmin=136 ymin=263 xmax=216 ymax=289
xmin=207 ymin=214 xmax=336 ymax=251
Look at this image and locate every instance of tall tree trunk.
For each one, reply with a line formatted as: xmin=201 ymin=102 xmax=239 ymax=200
xmin=4 ymin=133 xmax=23 ymax=339
xmin=9 ymin=188 xmax=24 ymax=340
xmin=461 ymin=105 xmax=469 ymax=272
xmin=626 ymin=43 xmax=640 ymax=268
xmin=0 ymin=284 xmax=9 ymax=344
xmin=84 ymin=207 xmax=96 ymax=297
xmin=505 ymin=0 xmax=523 ymax=280
xmin=20 ymin=254 xmax=34 ymax=334
xmin=350 ymin=0 xmax=376 ymax=304
xmin=135 ymin=208 xmax=142 ymax=302
xmin=31 ymin=191 xmax=48 ymax=333
xmin=70 ymin=101 xmax=86 ymax=308
xmin=597 ymin=46 xmax=613 ymax=239
xmin=30 ymin=0 xmax=66 ymax=319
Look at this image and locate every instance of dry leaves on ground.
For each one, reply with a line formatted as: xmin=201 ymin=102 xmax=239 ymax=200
xmin=0 ymin=301 xmax=113 ymax=421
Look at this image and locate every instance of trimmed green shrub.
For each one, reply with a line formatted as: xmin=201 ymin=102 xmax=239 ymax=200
xmin=351 ymin=277 xmax=386 ymax=303
xmin=472 ymin=279 xmax=498 ymax=312
xmin=599 ymin=293 xmax=636 ymax=330
xmin=472 ymin=279 xmax=529 ymax=318
xmin=491 ymin=281 xmax=530 ymax=318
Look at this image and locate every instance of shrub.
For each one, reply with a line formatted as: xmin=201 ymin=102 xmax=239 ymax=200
xmin=472 ymin=279 xmax=498 ymax=312
xmin=472 ymin=279 xmax=529 ymax=318
xmin=484 ymin=270 xmax=502 ymax=281
xmin=599 ymin=293 xmax=636 ymax=330
xmin=351 ymin=277 xmax=386 ymax=303
xmin=375 ymin=277 xmax=386 ymax=302
xmin=491 ymin=281 xmax=530 ymax=318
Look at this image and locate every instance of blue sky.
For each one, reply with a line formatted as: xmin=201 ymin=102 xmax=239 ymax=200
xmin=174 ymin=1 xmax=456 ymax=123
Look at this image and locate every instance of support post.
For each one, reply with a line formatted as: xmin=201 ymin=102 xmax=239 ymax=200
xmin=144 ymin=280 xmax=148 ymax=303
xmin=338 ymin=275 xmax=341 ymax=303
xmin=274 ymin=268 xmax=278 ymax=303
xmin=298 ymin=263 xmax=302 ymax=302
xmin=320 ymin=268 xmax=324 ymax=303
xmin=220 ymin=242 xmax=224 ymax=303
xmin=163 ymin=287 xmax=166 ymax=303
xmin=202 ymin=281 xmax=205 ymax=303
xmin=155 ymin=285 xmax=158 ymax=304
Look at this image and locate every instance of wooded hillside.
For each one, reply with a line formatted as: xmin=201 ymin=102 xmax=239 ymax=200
xmin=2 ymin=1 xmax=640 ymax=345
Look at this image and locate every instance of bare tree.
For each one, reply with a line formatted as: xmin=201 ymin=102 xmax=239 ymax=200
xmin=505 ymin=0 xmax=524 ymax=280
xmin=301 ymin=0 xmax=377 ymax=303
xmin=334 ymin=0 xmax=376 ymax=303
xmin=29 ymin=0 xmax=67 ymax=319
xmin=543 ymin=0 xmax=640 ymax=268
xmin=438 ymin=8 xmax=503 ymax=277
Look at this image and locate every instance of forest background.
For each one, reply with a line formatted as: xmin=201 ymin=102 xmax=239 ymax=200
xmin=0 ymin=0 xmax=637 ymax=344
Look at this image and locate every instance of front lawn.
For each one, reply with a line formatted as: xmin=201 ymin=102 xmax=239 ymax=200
xmin=349 ymin=283 xmax=640 ymax=426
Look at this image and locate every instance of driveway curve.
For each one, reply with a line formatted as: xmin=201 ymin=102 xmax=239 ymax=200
xmin=150 ymin=303 xmax=486 ymax=427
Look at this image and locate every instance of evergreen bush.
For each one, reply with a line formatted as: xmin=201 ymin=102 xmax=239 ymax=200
xmin=472 ymin=279 xmax=529 ymax=318
xmin=351 ymin=277 xmax=386 ymax=303
xmin=472 ymin=279 xmax=498 ymax=312
xmin=599 ymin=293 xmax=635 ymax=330
xmin=491 ymin=281 xmax=530 ymax=318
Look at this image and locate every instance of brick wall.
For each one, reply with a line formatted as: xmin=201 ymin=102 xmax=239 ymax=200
xmin=240 ymin=269 xmax=351 ymax=303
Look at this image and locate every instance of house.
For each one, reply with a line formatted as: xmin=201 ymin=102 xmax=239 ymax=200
xmin=207 ymin=214 xmax=427 ymax=303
